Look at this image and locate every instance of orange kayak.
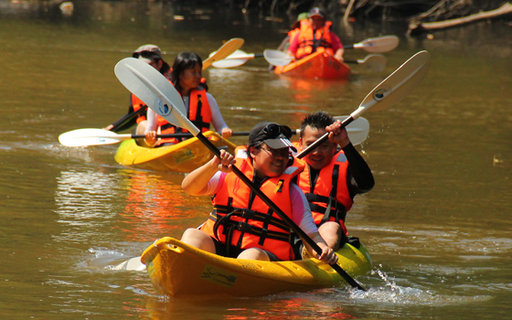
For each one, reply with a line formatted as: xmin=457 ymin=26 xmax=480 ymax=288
xmin=274 ymin=51 xmax=351 ymax=80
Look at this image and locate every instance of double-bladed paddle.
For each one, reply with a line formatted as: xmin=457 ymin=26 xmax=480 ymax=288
xmin=297 ymin=50 xmax=431 ymax=159
xmin=58 ymin=117 xmax=369 ymax=147
xmin=113 ymin=50 xmax=430 ymax=291
xmin=104 ymin=38 xmax=244 ymax=132
xmin=263 ymin=49 xmax=387 ymax=71
xmin=210 ymin=35 xmax=398 ymax=69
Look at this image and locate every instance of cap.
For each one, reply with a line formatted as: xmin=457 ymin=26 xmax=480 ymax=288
xmin=249 ymin=122 xmax=297 ymax=152
xmin=297 ymin=12 xmax=309 ymax=21
xmin=291 ymin=12 xmax=309 ymax=29
xmin=308 ymin=7 xmax=326 ymax=19
xmin=133 ymin=44 xmax=162 ymax=63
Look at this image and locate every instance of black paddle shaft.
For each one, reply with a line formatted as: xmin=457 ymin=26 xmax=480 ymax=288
xmin=195 ymin=132 xmax=366 ymax=291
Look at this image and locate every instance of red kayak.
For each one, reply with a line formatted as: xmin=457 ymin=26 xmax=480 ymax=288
xmin=274 ymin=51 xmax=351 ymax=80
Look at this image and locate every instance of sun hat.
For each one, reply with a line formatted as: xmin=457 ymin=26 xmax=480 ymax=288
xmin=132 ymin=44 xmax=162 ymax=63
xmin=249 ymin=122 xmax=297 ymax=152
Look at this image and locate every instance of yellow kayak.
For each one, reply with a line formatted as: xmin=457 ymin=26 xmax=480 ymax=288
xmin=114 ymin=131 xmax=237 ymax=173
xmin=141 ymin=236 xmax=372 ymax=297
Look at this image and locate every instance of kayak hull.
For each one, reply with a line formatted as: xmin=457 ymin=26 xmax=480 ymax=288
xmin=274 ymin=51 xmax=351 ymax=80
xmin=141 ymin=236 xmax=372 ymax=297
xmin=114 ymin=131 xmax=237 ymax=173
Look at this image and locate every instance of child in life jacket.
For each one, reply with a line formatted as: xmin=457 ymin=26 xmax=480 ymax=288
xmin=143 ymin=52 xmax=232 ymax=147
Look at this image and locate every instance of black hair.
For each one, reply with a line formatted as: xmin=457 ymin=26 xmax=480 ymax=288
xmin=299 ymin=111 xmax=335 ymax=138
xmin=170 ymin=52 xmax=204 ymax=93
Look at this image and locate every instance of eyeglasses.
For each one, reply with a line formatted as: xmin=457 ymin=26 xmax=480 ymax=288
xmin=262 ymin=123 xmax=292 ymax=139
xmin=260 ymin=145 xmax=290 ymax=158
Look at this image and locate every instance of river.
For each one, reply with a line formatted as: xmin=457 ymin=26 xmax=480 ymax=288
xmin=0 ymin=0 xmax=511 ymax=319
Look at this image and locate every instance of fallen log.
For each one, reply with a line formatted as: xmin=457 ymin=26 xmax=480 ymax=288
xmin=409 ymin=2 xmax=512 ymax=33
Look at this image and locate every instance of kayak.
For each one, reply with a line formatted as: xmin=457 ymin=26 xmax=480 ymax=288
xmin=140 ymin=236 xmax=372 ymax=297
xmin=114 ymin=131 xmax=237 ymax=173
xmin=274 ymin=51 xmax=351 ymax=80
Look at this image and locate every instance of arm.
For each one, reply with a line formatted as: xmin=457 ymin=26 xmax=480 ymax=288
xmin=330 ymin=32 xmax=344 ymax=61
xmin=343 ymin=143 xmax=375 ymax=193
xmin=182 ymin=149 xmax=234 ymax=196
xmin=326 ymin=120 xmax=374 ymax=193
xmin=207 ymin=93 xmax=232 ymax=139
xmin=291 ymin=185 xmax=338 ymax=264
xmin=143 ymin=108 xmax=159 ymax=147
xmin=287 ymin=33 xmax=300 ymax=59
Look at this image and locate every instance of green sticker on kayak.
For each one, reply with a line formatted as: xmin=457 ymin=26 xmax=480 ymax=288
xmin=201 ymin=265 xmax=238 ymax=287
xmin=173 ymin=148 xmax=194 ymax=164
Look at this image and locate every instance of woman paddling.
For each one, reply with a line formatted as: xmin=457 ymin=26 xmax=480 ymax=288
xmin=179 ymin=121 xmax=337 ymax=263
xmin=143 ymin=52 xmax=232 ymax=147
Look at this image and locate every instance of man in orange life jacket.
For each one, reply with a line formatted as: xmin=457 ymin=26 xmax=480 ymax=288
xmin=103 ymin=44 xmax=170 ymax=132
xmin=179 ymin=121 xmax=337 ymax=264
xmin=286 ymin=7 xmax=344 ymax=62
xmin=296 ymin=111 xmax=374 ymax=251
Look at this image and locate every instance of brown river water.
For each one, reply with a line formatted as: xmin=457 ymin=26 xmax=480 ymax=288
xmin=1 ymin=1 xmax=511 ymax=319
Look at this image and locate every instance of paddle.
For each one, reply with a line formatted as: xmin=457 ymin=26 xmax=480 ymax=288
xmin=297 ymin=50 xmax=431 ymax=159
xmin=103 ymin=38 xmax=244 ymax=132
xmin=114 ymin=57 xmax=367 ymax=291
xmin=211 ymin=36 xmax=398 ymax=69
xmin=211 ymin=50 xmax=263 ymax=69
xmin=263 ymin=49 xmax=386 ymax=71
xmin=201 ymin=38 xmax=245 ymax=70
xmin=59 ymin=117 xmax=369 ymax=147
xmin=343 ymin=35 xmax=399 ymax=53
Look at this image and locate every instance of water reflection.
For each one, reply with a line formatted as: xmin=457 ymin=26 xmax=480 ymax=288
xmin=118 ymin=170 xmax=210 ymax=242
xmin=143 ymin=293 xmax=358 ymax=320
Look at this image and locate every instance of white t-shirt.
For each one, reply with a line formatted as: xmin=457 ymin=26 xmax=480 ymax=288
xmin=205 ymin=171 xmax=319 ymax=235
xmin=145 ymin=92 xmax=228 ymax=133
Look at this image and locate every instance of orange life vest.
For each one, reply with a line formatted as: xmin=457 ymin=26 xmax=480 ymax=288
xmin=297 ymin=151 xmax=353 ymax=235
xmin=130 ymin=94 xmax=148 ymax=124
xmin=200 ymin=147 xmax=304 ymax=261
xmin=156 ymin=87 xmax=212 ymax=145
xmin=296 ymin=20 xmax=334 ymax=59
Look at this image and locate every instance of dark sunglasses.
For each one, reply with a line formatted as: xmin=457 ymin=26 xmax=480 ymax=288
xmin=262 ymin=123 xmax=292 ymax=139
xmin=132 ymin=51 xmax=161 ymax=61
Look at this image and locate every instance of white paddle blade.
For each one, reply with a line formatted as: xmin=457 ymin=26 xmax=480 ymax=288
xmin=333 ymin=116 xmax=370 ymax=146
xmin=58 ymin=128 xmax=130 ymax=147
xmin=114 ymin=58 xmax=200 ymax=136
xmin=359 ymin=54 xmax=386 ymax=72
xmin=202 ymin=38 xmax=244 ymax=70
xmin=211 ymin=50 xmax=255 ymax=68
xmin=112 ymin=257 xmax=146 ymax=271
xmin=351 ymin=50 xmax=431 ymax=119
xmin=358 ymin=35 xmax=399 ymax=53
xmin=263 ymin=49 xmax=293 ymax=66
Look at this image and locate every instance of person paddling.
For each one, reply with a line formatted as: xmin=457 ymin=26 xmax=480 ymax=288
xmin=296 ymin=111 xmax=375 ymax=252
xmin=142 ymin=52 xmax=232 ymax=147
xmin=179 ymin=121 xmax=337 ymax=263
xmin=287 ymin=7 xmax=345 ymax=62
xmin=104 ymin=44 xmax=170 ymax=132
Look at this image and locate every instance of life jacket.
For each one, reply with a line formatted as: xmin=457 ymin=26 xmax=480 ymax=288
xmin=296 ymin=20 xmax=334 ymax=59
xmin=297 ymin=151 xmax=353 ymax=235
xmin=155 ymin=86 xmax=212 ymax=145
xmin=130 ymin=94 xmax=148 ymax=124
xmin=200 ymin=147 xmax=304 ymax=261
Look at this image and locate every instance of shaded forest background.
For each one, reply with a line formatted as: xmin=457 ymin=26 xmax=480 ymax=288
xmin=177 ymin=0 xmax=512 ymax=26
